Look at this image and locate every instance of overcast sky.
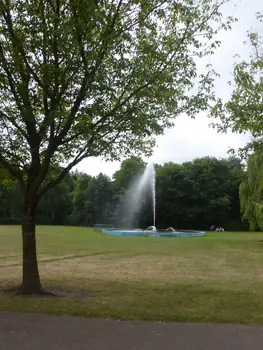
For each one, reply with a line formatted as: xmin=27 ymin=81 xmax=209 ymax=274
xmin=77 ymin=0 xmax=262 ymax=177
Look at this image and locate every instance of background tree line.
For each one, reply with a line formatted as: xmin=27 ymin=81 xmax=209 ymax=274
xmin=0 ymin=155 xmax=248 ymax=231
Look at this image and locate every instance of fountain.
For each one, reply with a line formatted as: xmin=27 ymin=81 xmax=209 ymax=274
xmin=103 ymin=161 xmax=206 ymax=238
xmin=113 ymin=161 xmax=156 ymax=229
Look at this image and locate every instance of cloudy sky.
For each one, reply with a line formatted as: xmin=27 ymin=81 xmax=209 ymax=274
xmin=77 ymin=0 xmax=262 ymax=177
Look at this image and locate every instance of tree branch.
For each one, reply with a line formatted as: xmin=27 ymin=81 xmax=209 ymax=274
xmin=0 ymin=152 xmax=25 ymax=195
xmin=0 ymin=14 xmax=40 ymax=148
xmin=2 ymin=3 xmax=51 ymax=96
xmin=115 ymin=0 xmax=167 ymax=37
xmin=40 ymin=0 xmax=49 ymax=118
xmin=0 ymin=44 xmax=24 ymax=112
xmin=0 ymin=109 xmax=28 ymax=140
xmin=91 ymin=0 xmax=227 ymax=131
xmin=70 ymin=1 xmax=87 ymax=70
xmin=37 ymin=126 xmax=124 ymax=200
xmin=37 ymin=149 xmax=90 ymax=200
xmin=53 ymin=0 xmax=124 ymax=147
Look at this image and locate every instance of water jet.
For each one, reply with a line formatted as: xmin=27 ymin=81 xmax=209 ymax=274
xmin=104 ymin=161 xmax=206 ymax=238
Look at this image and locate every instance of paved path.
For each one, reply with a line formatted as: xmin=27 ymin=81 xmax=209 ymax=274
xmin=1 ymin=311 xmax=263 ymax=349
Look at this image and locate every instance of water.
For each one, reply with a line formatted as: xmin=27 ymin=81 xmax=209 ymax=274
xmin=142 ymin=162 xmax=156 ymax=227
xmin=115 ymin=161 xmax=156 ymax=228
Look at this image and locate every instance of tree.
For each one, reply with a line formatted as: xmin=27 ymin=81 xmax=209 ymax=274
xmin=239 ymin=151 xmax=263 ymax=231
xmin=37 ymin=181 xmax=72 ymax=225
xmin=70 ymin=173 xmax=92 ymax=225
xmin=0 ymin=155 xmax=246 ymax=230
xmin=85 ymin=173 xmax=113 ymax=226
xmin=113 ymin=157 xmax=145 ymax=192
xmin=0 ymin=0 xmax=233 ymax=294
xmin=210 ymin=12 xmax=263 ymax=156
xmin=156 ymin=157 xmax=245 ymax=229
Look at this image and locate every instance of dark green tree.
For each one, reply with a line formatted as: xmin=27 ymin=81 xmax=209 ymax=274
xmin=0 ymin=0 xmax=234 ymax=293
xmin=239 ymin=151 xmax=263 ymax=231
xmin=113 ymin=157 xmax=145 ymax=193
xmin=156 ymin=157 xmax=245 ymax=229
xmin=70 ymin=173 xmax=92 ymax=225
xmin=37 ymin=181 xmax=72 ymax=225
xmin=85 ymin=173 xmax=113 ymax=226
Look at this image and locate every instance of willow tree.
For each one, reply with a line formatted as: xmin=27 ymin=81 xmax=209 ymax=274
xmin=239 ymin=152 xmax=263 ymax=231
xmin=0 ymin=0 xmax=233 ymax=294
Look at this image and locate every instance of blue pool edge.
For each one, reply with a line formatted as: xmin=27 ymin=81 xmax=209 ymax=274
xmin=102 ymin=229 xmax=206 ymax=237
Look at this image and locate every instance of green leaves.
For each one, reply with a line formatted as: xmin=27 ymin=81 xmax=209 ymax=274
xmin=210 ymin=12 xmax=263 ymax=156
xmin=239 ymin=151 xmax=263 ymax=231
xmin=156 ymin=156 xmax=245 ymax=229
xmin=0 ymin=0 xmax=233 ymax=201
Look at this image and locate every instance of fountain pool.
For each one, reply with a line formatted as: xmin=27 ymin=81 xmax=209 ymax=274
xmin=102 ymin=228 xmax=206 ymax=237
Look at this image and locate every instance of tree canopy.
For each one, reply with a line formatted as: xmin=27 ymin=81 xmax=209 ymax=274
xmin=210 ymin=12 xmax=263 ymax=156
xmin=0 ymin=0 xmax=232 ymax=200
xmin=0 ymin=156 xmax=246 ymax=230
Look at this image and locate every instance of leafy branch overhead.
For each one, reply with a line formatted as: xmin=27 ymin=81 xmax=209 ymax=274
xmin=210 ymin=12 xmax=263 ymax=157
xmin=0 ymin=0 xmax=233 ymax=200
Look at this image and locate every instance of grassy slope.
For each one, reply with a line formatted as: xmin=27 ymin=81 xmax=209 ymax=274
xmin=1 ymin=225 xmax=263 ymax=324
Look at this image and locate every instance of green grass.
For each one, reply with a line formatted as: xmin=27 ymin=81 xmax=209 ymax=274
xmin=1 ymin=225 xmax=263 ymax=324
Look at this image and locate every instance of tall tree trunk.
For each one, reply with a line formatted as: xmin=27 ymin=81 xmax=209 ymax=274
xmin=19 ymin=203 xmax=42 ymax=294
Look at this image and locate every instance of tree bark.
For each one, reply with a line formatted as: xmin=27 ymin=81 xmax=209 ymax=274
xmin=18 ymin=203 xmax=42 ymax=295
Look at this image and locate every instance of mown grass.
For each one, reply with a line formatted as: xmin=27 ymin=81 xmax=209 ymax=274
xmin=1 ymin=225 xmax=263 ymax=324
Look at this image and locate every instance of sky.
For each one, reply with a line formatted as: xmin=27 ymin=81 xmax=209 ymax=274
xmin=77 ymin=0 xmax=262 ymax=178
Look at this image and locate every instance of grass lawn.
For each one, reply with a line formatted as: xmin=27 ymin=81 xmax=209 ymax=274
xmin=1 ymin=225 xmax=263 ymax=324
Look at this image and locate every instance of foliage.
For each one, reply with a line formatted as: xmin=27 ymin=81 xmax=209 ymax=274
xmin=0 ymin=156 xmax=246 ymax=230
xmin=84 ymin=173 xmax=113 ymax=226
xmin=0 ymin=0 xmax=233 ymax=203
xmin=37 ymin=181 xmax=73 ymax=225
xmin=239 ymin=151 xmax=263 ymax=231
xmin=113 ymin=156 xmax=145 ymax=192
xmin=210 ymin=12 xmax=263 ymax=156
xmin=156 ymin=156 xmax=245 ymax=229
xmin=70 ymin=173 xmax=92 ymax=225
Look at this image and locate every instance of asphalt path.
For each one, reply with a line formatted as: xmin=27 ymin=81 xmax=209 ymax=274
xmin=1 ymin=311 xmax=263 ymax=350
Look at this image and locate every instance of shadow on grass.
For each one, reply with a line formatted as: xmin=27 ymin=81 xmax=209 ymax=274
xmin=0 ymin=251 xmax=124 ymax=269
xmin=1 ymin=279 xmax=263 ymax=325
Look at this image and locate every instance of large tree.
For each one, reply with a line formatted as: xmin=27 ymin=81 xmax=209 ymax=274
xmin=113 ymin=156 xmax=145 ymax=193
xmin=70 ymin=173 xmax=92 ymax=225
xmin=85 ymin=173 xmax=113 ymax=226
xmin=239 ymin=151 xmax=263 ymax=231
xmin=210 ymin=12 xmax=263 ymax=156
xmin=0 ymin=0 xmax=233 ymax=294
xmin=156 ymin=156 xmax=245 ymax=229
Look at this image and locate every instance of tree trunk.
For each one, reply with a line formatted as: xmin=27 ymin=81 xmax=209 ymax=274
xmin=19 ymin=204 xmax=42 ymax=295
